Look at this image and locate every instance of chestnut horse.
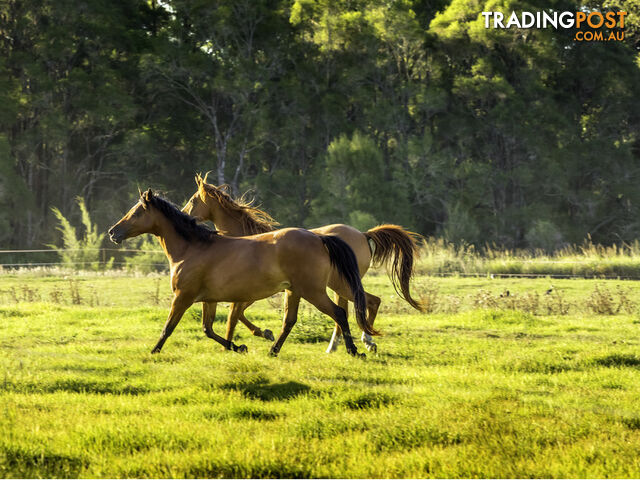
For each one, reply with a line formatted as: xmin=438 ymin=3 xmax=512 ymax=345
xmin=183 ymin=174 xmax=424 ymax=353
xmin=108 ymin=189 xmax=376 ymax=357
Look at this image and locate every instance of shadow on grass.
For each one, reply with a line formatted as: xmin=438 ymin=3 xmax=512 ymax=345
xmin=505 ymin=360 xmax=579 ymax=374
xmin=124 ymin=458 xmax=313 ymax=479
xmin=3 ymin=378 xmax=155 ymax=395
xmin=622 ymin=417 xmax=640 ymax=430
xmin=370 ymin=423 xmax=463 ymax=452
xmin=342 ymin=391 xmax=397 ymax=410
xmin=202 ymin=406 xmax=280 ymax=421
xmin=0 ymin=308 xmax=27 ymax=318
xmin=593 ymin=354 xmax=640 ymax=369
xmin=221 ymin=378 xmax=311 ymax=401
xmin=0 ymin=444 xmax=87 ymax=478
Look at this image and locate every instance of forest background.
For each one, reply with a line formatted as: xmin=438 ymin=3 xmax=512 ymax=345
xmin=1 ymin=0 xmax=639 ymax=258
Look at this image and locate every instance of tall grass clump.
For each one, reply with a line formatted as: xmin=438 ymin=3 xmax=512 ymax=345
xmin=418 ymin=238 xmax=482 ymax=275
xmin=49 ymin=197 xmax=111 ymax=271
xmin=417 ymin=236 xmax=640 ymax=278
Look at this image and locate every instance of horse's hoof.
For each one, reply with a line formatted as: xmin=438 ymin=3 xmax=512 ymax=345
xmin=347 ymin=348 xmax=365 ymax=358
xmin=151 ymin=348 xmax=160 ymax=354
xmin=268 ymin=349 xmax=279 ymax=357
xmin=365 ymin=342 xmax=377 ymax=354
xmin=263 ymin=329 xmax=275 ymax=342
xmin=236 ymin=344 xmax=248 ymax=354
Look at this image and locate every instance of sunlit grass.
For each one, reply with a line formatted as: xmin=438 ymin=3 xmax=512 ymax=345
xmin=1 ymin=273 xmax=640 ymax=477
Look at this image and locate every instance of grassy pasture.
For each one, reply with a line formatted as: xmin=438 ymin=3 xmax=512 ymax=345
xmin=2 ymin=271 xmax=640 ymax=477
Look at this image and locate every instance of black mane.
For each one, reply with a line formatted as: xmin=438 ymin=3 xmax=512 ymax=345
xmin=148 ymin=194 xmax=218 ymax=243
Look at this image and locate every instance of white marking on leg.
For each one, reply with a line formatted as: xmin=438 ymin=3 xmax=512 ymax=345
xmin=326 ymin=328 xmax=341 ymax=353
xmin=361 ymin=332 xmax=377 ymax=352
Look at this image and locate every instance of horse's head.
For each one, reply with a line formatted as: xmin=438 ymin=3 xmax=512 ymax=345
xmin=182 ymin=173 xmax=230 ymax=223
xmin=108 ymin=189 xmax=159 ymax=244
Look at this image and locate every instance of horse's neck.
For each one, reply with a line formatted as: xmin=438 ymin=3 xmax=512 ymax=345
xmin=211 ymin=206 xmax=246 ymax=236
xmin=154 ymin=216 xmax=190 ymax=264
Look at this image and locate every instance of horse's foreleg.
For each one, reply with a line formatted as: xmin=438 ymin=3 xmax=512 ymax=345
xmin=225 ymin=302 xmax=242 ymax=343
xmin=326 ymin=292 xmax=345 ymax=353
xmin=152 ymin=296 xmax=191 ymax=354
xmin=361 ymin=292 xmax=381 ymax=353
xmin=202 ymin=301 xmax=218 ymax=334
xmin=269 ymin=291 xmax=301 ymax=357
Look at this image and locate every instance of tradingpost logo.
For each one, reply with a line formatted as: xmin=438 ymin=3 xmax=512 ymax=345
xmin=481 ymin=10 xmax=628 ymax=42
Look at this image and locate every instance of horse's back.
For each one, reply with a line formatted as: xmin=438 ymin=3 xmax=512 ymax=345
xmin=220 ymin=227 xmax=328 ymax=278
xmin=311 ymin=223 xmax=370 ymax=275
xmin=255 ymin=228 xmax=334 ymax=288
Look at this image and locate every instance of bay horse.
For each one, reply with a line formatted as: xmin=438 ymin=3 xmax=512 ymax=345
xmin=108 ymin=189 xmax=376 ymax=357
xmin=183 ymin=174 xmax=424 ymax=353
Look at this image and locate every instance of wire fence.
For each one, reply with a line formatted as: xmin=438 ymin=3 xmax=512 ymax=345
xmin=0 ymin=248 xmax=160 ymax=253
xmin=2 ymin=248 xmax=640 ymax=280
xmin=424 ymin=271 xmax=640 ymax=280
xmin=0 ymin=248 xmax=167 ymax=270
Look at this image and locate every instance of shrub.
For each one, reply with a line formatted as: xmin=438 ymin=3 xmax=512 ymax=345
xmin=49 ymin=197 xmax=111 ymax=271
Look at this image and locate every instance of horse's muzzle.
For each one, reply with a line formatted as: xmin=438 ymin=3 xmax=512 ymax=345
xmin=108 ymin=226 xmax=124 ymax=244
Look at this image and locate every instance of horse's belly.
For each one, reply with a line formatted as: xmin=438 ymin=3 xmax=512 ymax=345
xmin=197 ymin=277 xmax=290 ymax=303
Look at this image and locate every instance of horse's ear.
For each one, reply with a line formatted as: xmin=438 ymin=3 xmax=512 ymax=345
xmin=141 ymin=188 xmax=153 ymax=207
xmin=203 ymin=170 xmax=213 ymax=184
xmin=195 ymin=173 xmax=203 ymax=188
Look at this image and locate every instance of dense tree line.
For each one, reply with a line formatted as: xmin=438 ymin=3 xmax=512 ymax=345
xmin=0 ymin=0 xmax=639 ymax=252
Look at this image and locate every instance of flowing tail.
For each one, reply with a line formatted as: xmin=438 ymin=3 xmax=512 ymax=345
xmin=364 ymin=224 xmax=424 ymax=312
xmin=319 ymin=235 xmax=379 ymax=336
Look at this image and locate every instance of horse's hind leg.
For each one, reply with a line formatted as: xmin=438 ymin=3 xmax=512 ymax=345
xmin=307 ymin=291 xmax=363 ymax=358
xmin=152 ymin=295 xmax=192 ymax=354
xmin=326 ymin=292 xmax=345 ymax=353
xmin=269 ymin=290 xmax=301 ymax=357
xmin=203 ymin=301 xmax=247 ymax=353
xmin=361 ymin=292 xmax=381 ymax=353
xmin=326 ymin=288 xmax=380 ymax=354
xmin=226 ymin=302 xmax=274 ymax=342
xmin=240 ymin=309 xmax=275 ymax=341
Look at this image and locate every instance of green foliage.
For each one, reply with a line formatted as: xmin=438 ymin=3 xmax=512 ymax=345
xmin=310 ymin=131 xmax=411 ymax=227
xmin=0 ymin=0 xmax=639 ymax=251
xmin=0 ymin=136 xmax=33 ymax=246
xmin=443 ymin=202 xmax=482 ymax=244
xmin=48 ymin=197 xmax=108 ymax=271
xmin=123 ymin=235 xmax=168 ymax=274
xmin=525 ymin=220 xmax=564 ymax=252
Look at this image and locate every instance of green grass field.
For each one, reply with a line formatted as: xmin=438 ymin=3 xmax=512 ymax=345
xmin=2 ymin=271 xmax=640 ymax=477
